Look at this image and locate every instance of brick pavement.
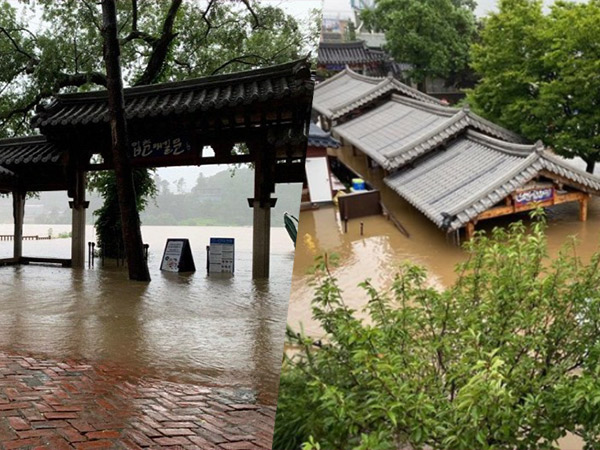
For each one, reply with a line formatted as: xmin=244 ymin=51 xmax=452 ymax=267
xmin=0 ymin=351 xmax=275 ymax=450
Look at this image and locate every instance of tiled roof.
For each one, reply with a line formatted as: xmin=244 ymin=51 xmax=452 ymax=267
xmin=334 ymin=95 xmax=524 ymax=170
xmin=384 ymin=131 xmax=600 ymax=231
xmin=308 ymin=123 xmax=340 ymax=148
xmin=313 ymin=69 xmax=381 ymax=118
xmin=318 ymin=41 xmax=387 ymax=66
xmin=0 ymin=166 xmax=15 ymax=179
xmin=0 ymin=135 xmax=63 ymax=166
xmin=32 ymin=58 xmax=313 ymax=130
xmin=328 ymin=74 xmax=441 ymax=120
xmin=313 ymin=68 xmax=440 ymax=121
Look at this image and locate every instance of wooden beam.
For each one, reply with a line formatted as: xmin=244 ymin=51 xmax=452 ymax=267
xmin=476 ymin=191 xmax=588 ymax=221
xmin=580 ymin=194 xmax=590 ymax=221
xmin=70 ymin=169 xmax=87 ymax=268
xmin=539 ymin=170 xmax=600 ymax=196
xmin=465 ymin=221 xmax=475 ymax=241
xmin=12 ymin=190 xmax=25 ymax=260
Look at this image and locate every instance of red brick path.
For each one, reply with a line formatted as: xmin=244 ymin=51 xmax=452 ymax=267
xmin=0 ymin=352 xmax=275 ymax=449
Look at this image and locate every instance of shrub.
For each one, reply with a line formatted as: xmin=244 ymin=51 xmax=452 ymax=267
xmin=274 ymin=211 xmax=600 ymax=450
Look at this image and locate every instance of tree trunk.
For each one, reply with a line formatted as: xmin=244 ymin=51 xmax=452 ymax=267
xmin=101 ymin=0 xmax=150 ymax=281
xmin=585 ymin=159 xmax=596 ymax=174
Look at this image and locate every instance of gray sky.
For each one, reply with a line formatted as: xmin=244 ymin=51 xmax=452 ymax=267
xmin=322 ymin=0 xmax=587 ymax=18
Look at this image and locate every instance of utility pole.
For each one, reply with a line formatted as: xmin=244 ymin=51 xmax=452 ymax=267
xmin=101 ymin=0 xmax=151 ymax=281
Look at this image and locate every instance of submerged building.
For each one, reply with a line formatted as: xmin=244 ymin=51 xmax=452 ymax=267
xmin=313 ymin=68 xmax=600 ymax=239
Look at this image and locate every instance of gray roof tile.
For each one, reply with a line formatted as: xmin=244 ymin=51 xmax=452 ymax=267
xmin=313 ymin=68 xmax=440 ymax=120
xmin=384 ymin=131 xmax=600 ymax=231
xmin=32 ymin=58 xmax=313 ymax=130
xmin=318 ymin=41 xmax=387 ymax=66
xmin=334 ymin=95 xmax=524 ymax=170
xmin=0 ymin=136 xmax=63 ymax=166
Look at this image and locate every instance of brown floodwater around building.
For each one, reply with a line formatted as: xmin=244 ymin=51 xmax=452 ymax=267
xmin=286 ymin=145 xmax=599 ymax=450
xmin=0 ymin=224 xmax=294 ymax=405
xmin=288 ymin=144 xmax=600 ymax=338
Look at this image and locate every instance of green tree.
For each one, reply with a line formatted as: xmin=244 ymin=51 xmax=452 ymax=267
xmin=468 ymin=0 xmax=600 ymax=173
xmin=361 ymin=0 xmax=477 ymax=88
xmin=0 ymin=0 xmax=316 ymax=256
xmin=274 ymin=212 xmax=600 ymax=450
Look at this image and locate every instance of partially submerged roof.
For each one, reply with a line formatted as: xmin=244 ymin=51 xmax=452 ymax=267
xmin=308 ymin=123 xmax=340 ymax=148
xmin=318 ymin=41 xmax=387 ymax=66
xmin=384 ymin=131 xmax=600 ymax=231
xmin=33 ymin=58 xmax=313 ymax=131
xmin=334 ymin=95 xmax=524 ymax=170
xmin=313 ymin=68 xmax=440 ymax=120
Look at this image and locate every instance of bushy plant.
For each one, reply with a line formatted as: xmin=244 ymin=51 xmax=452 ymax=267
xmin=274 ymin=211 xmax=600 ymax=450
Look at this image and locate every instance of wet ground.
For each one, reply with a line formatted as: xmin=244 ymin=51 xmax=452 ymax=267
xmin=0 ymin=350 xmax=275 ymax=449
xmin=0 ymin=225 xmax=295 ymax=406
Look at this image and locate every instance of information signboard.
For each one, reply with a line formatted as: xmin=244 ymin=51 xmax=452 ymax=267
xmin=514 ymin=186 xmax=554 ymax=206
xmin=160 ymin=238 xmax=196 ymax=273
xmin=208 ymin=238 xmax=235 ymax=274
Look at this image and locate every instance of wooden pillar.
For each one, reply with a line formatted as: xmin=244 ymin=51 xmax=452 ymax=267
xmin=12 ymin=190 xmax=25 ymax=260
xmin=252 ymin=200 xmax=271 ymax=278
xmin=579 ymin=194 xmax=589 ymax=222
xmin=465 ymin=221 xmax=475 ymax=241
xmin=70 ymin=169 xmax=88 ymax=268
xmin=249 ymin=147 xmax=276 ymax=279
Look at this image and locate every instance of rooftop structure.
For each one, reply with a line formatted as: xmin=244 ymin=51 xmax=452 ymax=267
xmin=313 ymin=67 xmax=600 ymax=238
xmin=313 ymin=68 xmax=440 ymax=122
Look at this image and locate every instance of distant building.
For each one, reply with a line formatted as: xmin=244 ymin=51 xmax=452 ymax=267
xmin=317 ymin=41 xmax=388 ymax=76
xmin=318 ymin=0 xmax=465 ymax=102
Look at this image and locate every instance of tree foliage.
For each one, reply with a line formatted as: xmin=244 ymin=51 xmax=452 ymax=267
xmin=468 ymin=0 xmax=600 ymax=173
xmin=274 ymin=212 xmax=600 ymax=450
xmin=0 ymin=0 xmax=317 ymax=135
xmin=360 ymin=0 xmax=477 ymax=86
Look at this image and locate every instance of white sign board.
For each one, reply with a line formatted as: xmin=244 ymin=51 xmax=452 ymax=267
xmin=160 ymin=239 xmax=196 ymax=273
xmin=208 ymin=238 xmax=235 ymax=273
xmin=305 ymin=157 xmax=333 ymax=203
xmin=161 ymin=240 xmax=184 ymax=272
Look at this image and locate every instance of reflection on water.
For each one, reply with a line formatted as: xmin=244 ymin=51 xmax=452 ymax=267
xmin=0 ymin=224 xmax=294 ymax=404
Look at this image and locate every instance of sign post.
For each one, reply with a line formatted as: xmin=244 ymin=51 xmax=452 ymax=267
xmin=208 ymin=238 xmax=235 ymax=274
xmin=160 ymin=239 xmax=196 ymax=273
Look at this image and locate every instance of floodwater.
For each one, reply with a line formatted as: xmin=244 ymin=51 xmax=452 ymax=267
xmin=288 ymin=144 xmax=600 ymax=337
xmin=287 ymin=145 xmax=600 ymax=449
xmin=0 ymin=224 xmax=295 ymax=405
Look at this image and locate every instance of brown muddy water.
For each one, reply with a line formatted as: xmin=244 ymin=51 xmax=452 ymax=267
xmin=287 ymin=145 xmax=599 ymax=449
xmin=0 ymin=224 xmax=295 ymax=404
xmin=288 ymin=145 xmax=600 ymax=337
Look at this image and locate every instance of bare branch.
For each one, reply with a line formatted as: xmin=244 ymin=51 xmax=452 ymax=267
xmin=0 ymin=26 xmax=37 ymax=62
xmin=81 ymin=0 xmax=102 ymax=31
xmin=134 ymin=0 xmax=183 ymax=86
xmin=239 ymin=0 xmax=260 ymax=29
xmin=56 ymin=71 xmax=108 ymax=88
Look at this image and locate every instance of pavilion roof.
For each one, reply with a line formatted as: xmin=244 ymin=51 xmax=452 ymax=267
xmin=318 ymin=41 xmax=387 ymax=66
xmin=384 ymin=131 xmax=600 ymax=231
xmin=32 ymin=58 xmax=313 ymax=131
xmin=334 ymin=95 xmax=524 ymax=170
xmin=308 ymin=123 xmax=340 ymax=148
xmin=0 ymin=135 xmax=63 ymax=166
